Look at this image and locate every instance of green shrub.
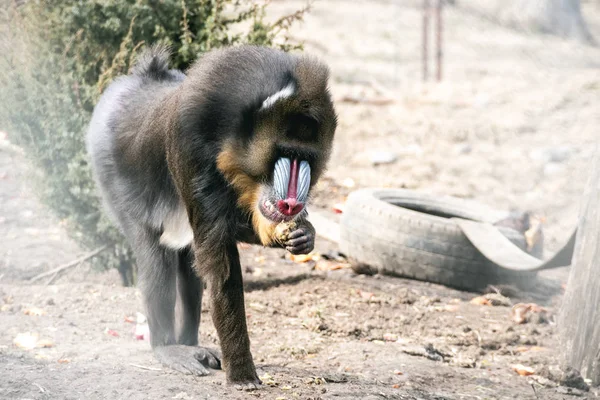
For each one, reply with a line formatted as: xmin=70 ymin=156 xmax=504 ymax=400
xmin=0 ymin=0 xmax=308 ymax=285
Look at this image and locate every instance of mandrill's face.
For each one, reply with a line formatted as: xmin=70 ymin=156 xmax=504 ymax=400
xmin=216 ymin=61 xmax=337 ymax=245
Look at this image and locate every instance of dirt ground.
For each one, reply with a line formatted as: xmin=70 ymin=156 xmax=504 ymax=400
xmin=2 ymin=1 xmax=600 ymax=399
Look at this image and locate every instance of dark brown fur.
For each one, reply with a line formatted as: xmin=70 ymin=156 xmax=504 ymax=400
xmin=86 ymin=44 xmax=336 ymax=388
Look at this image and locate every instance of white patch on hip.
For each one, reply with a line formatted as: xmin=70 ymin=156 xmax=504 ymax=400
xmin=260 ymin=83 xmax=295 ymax=111
xmin=159 ymin=203 xmax=193 ymax=249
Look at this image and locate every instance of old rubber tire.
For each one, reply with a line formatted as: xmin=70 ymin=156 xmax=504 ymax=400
xmin=339 ymin=189 xmax=537 ymax=292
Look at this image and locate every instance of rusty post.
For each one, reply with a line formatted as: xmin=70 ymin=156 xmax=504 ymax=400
xmin=422 ymin=0 xmax=429 ymax=81
xmin=435 ymin=0 xmax=443 ymax=81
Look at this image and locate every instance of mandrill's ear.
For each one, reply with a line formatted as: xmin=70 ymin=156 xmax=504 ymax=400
xmin=295 ymin=55 xmax=330 ymax=98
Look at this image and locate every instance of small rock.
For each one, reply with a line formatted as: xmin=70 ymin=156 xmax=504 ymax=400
xmin=559 ymin=367 xmax=589 ymax=391
xmin=369 ymin=151 xmax=398 ymax=165
xmin=424 ymin=343 xmax=448 ymax=362
xmin=529 ymin=146 xmax=574 ymax=163
xmin=46 ymin=298 xmax=55 ymax=306
xmin=454 ymin=143 xmax=472 ymax=155
xmin=323 ymin=373 xmax=348 ymax=383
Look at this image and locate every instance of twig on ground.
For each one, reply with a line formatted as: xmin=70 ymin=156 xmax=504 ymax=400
xmin=129 ymin=363 xmax=162 ymax=371
xmin=29 ymin=245 xmax=109 ymax=283
xmin=32 ymin=382 xmax=46 ymax=393
xmin=338 ymin=95 xmax=395 ymax=105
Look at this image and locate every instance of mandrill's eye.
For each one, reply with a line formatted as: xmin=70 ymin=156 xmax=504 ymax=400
xmin=285 ymin=113 xmax=319 ymax=142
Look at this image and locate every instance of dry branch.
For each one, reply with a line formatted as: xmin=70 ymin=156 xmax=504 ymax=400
xmin=29 ymin=245 xmax=109 ymax=283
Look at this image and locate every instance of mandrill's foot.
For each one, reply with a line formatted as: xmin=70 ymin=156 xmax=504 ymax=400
xmin=285 ymin=224 xmax=315 ymax=255
xmin=234 ymin=381 xmax=262 ymax=391
xmin=154 ymin=345 xmax=221 ymax=376
xmin=228 ymin=365 xmax=262 ymax=391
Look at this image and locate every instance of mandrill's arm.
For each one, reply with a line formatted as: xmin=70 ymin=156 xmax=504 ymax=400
xmin=236 ymin=218 xmax=315 ymax=255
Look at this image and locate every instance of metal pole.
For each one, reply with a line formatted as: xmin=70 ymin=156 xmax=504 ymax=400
xmin=435 ymin=0 xmax=443 ymax=81
xmin=422 ymin=0 xmax=429 ymax=81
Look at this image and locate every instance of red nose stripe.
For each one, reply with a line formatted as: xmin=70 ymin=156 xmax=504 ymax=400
xmin=287 ymin=158 xmax=299 ymax=199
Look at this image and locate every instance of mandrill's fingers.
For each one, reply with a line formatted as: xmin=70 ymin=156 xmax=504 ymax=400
xmin=285 ymin=228 xmax=314 ymax=254
xmin=287 ymin=228 xmax=308 ymax=240
xmin=285 ymin=235 xmax=309 ymax=247
xmin=286 ymin=243 xmax=311 ymax=254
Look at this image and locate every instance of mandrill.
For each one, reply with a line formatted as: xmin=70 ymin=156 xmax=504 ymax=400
xmin=86 ymin=44 xmax=337 ymax=389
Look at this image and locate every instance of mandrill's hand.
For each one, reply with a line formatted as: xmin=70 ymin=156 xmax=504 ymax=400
xmin=274 ymin=219 xmax=315 ymax=255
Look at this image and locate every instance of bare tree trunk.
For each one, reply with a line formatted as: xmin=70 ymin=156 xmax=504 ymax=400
xmin=558 ymin=144 xmax=600 ymax=384
xmin=500 ymin=0 xmax=595 ymax=44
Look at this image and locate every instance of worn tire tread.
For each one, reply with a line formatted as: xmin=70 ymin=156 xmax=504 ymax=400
xmin=339 ymin=189 xmax=536 ymax=291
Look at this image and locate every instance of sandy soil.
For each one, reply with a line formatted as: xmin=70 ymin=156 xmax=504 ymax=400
xmin=2 ymin=1 xmax=600 ymax=399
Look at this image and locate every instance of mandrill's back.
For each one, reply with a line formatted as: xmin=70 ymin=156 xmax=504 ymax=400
xmin=85 ymin=45 xmax=187 ymax=234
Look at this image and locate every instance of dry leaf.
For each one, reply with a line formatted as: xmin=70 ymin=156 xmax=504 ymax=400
xmin=512 ymin=364 xmax=535 ymax=376
xmin=470 ymin=296 xmax=491 ymax=306
xmin=314 ymin=260 xmax=350 ymax=271
xmin=259 ymin=372 xmax=277 ymax=386
xmin=23 ymin=307 xmax=46 ymax=316
xmin=289 ymin=253 xmax=317 ymax=263
xmin=392 ymin=384 xmax=401 ymax=389
xmin=332 ymin=203 xmax=346 ymax=214
xmin=511 ymin=303 xmax=547 ymax=324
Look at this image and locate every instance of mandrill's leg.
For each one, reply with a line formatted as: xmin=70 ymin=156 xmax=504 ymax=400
xmin=131 ymin=224 xmax=219 ymax=376
xmin=176 ymin=247 xmax=203 ymax=345
xmin=173 ymin=247 xmax=222 ymax=370
xmin=201 ymin=241 xmax=261 ymax=390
